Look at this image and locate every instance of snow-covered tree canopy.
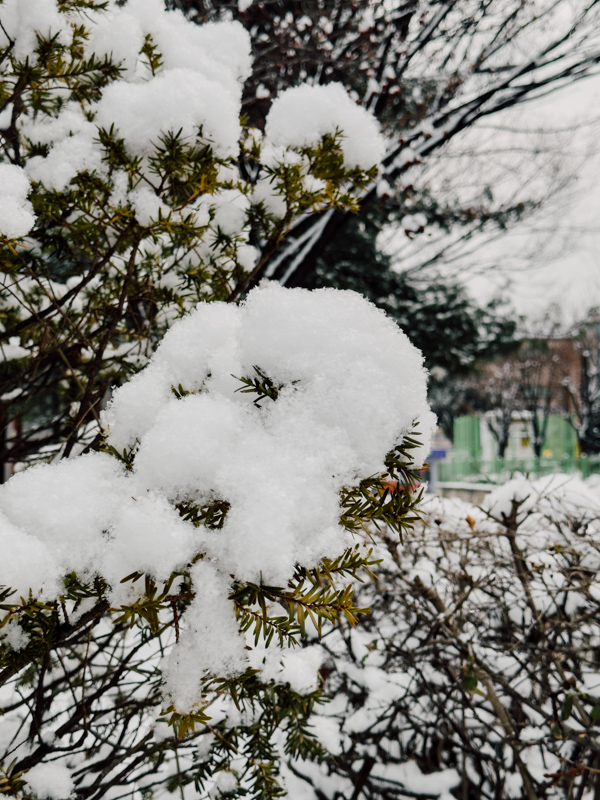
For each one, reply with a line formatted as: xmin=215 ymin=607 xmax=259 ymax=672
xmin=196 ymin=0 xmax=600 ymax=287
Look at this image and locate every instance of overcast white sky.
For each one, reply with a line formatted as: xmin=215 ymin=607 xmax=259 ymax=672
xmin=463 ymin=73 xmax=600 ymax=326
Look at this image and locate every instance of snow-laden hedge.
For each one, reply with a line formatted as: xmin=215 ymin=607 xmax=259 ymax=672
xmin=283 ymin=474 xmax=600 ymax=800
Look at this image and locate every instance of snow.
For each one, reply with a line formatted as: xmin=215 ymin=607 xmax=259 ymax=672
xmin=0 ymin=284 xmax=433 ymax=711
xmin=104 ymin=283 xmax=434 ymax=585
xmin=211 ymin=189 xmax=250 ymax=235
xmin=87 ymin=2 xmax=251 ymax=86
xmin=2 ymin=619 xmax=27 ymax=650
xmin=249 ymin=643 xmax=326 ymax=694
xmin=484 ymin=472 xmax=600 ymax=528
xmin=0 ymin=164 xmax=36 ymax=238
xmin=264 ymin=83 xmax=386 ymax=169
xmin=310 ymin=715 xmax=343 ymax=755
xmin=0 ymin=0 xmax=67 ymax=61
xmin=26 ymin=763 xmax=74 ymax=800
xmin=27 ymin=128 xmax=103 ymax=193
xmin=0 ymin=453 xmax=129 ymax=581
xmin=94 ymin=68 xmax=242 ymax=157
xmin=252 ymin=178 xmax=287 ymax=218
xmin=164 ymin=561 xmax=247 ymax=710
xmin=100 ymin=494 xmax=197 ymax=603
xmin=484 ymin=476 xmax=534 ymax=519
xmin=1 ymin=337 xmax=30 ymax=360
xmin=128 ymin=186 xmax=169 ymax=226
xmin=400 ymin=212 xmax=427 ymax=233
xmin=213 ymin=771 xmax=238 ymax=794
xmin=277 ymin=473 xmax=600 ymax=798
xmin=0 ymin=510 xmax=59 ymax=601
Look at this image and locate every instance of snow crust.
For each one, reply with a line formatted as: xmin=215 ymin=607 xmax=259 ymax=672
xmin=265 ymin=83 xmax=386 ymax=169
xmin=0 ymin=284 xmax=433 ymax=709
xmin=0 ymin=164 xmax=36 ymax=238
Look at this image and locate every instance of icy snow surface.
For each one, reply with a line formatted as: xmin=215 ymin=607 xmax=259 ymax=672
xmin=0 ymin=284 xmax=433 ymax=708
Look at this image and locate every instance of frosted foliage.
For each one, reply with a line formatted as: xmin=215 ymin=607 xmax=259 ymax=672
xmin=0 ymin=285 xmax=433 ymax=709
xmin=21 ymin=106 xmax=100 ymax=192
xmin=0 ymin=164 xmax=36 ymax=238
xmin=88 ymin=1 xmax=251 ymax=85
xmin=26 ymin=129 xmax=102 ymax=192
xmin=94 ymin=68 xmax=241 ymax=157
xmin=265 ymin=83 xmax=386 ymax=169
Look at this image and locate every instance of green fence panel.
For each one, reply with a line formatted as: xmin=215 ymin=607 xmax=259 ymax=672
xmin=437 ymin=454 xmax=600 ymax=484
xmin=543 ymin=416 xmax=577 ymax=459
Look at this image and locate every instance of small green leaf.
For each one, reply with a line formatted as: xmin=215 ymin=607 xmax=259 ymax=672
xmin=562 ymin=694 xmax=574 ymax=720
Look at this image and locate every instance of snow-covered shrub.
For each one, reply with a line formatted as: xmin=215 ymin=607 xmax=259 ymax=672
xmin=0 ymin=3 xmax=433 ymax=798
xmin=283 ymin=474 xmax=600 ymax=799
xmin=0 ymin=281 xmax=433 ymax=685
xmin=0 ymin=0 xmax=384 ymax=464
xmin=0 ymin=283 xmax=433 ymax=798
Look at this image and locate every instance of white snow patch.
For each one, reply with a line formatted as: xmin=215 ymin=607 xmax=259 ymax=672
xmin=0 ymin=164 xmax=35 ymax=238
xmin=265 ymin=83 xmax=385 ymax=169
xmin=26 ymin=763 xmax=74 ymax=800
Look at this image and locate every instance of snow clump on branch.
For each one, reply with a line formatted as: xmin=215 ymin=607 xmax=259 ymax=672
xmin=265 ymin=83 xmax=386 ymax=169
xmin=0 ymin=165 xmax=35 ymax=238
xmin=0 ymin=283 xmax=434 ymax=710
